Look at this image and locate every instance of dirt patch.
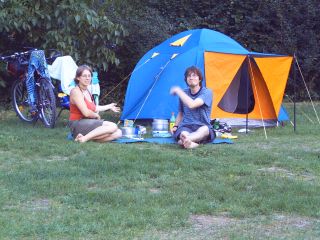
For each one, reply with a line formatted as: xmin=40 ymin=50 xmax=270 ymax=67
xmin=258 ymin=166 xmax=316 ymax=181
xmin=87 ymin=183 xmax=99 ymax=191
xmin=25 ymin=199 xmax=51 ymax=211
xmin=272 ymin=214 xmax=313 ymax=229
xmin=46 ymin=155 xmax=69 ymax=162
xmin=140 ymin=214 xmax=319 ymax=239
xmin=149 ymin=188 xmax=161 ymax=194
xmin=189 ymin=214 xmax=237 ymax=229
xmin=258 ymin=166 xmax=294 ymax=176
xmin=3 ymin=199 xmax=51 ymax=211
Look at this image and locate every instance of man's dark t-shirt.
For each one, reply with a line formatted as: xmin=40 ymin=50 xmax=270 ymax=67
xmin=178 ymin=87 xmax=213 ymax=127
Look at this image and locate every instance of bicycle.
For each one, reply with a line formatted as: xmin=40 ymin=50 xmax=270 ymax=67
xmin=0 ymin=49 xmax=61 ymax=128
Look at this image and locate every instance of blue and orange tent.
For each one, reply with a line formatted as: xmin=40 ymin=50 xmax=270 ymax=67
xmin=121 ymin=29 xmax=292 ymax=126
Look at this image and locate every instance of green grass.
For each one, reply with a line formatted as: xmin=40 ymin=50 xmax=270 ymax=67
xmin=0 ymin=102 xmax=320 ymax=239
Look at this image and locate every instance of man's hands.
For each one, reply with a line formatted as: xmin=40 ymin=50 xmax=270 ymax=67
xmin=170 ymin=86 xmax=182 ymax=96
xmin=170 ymin=125 xmax=178 ymax=135
xmin=170 ymin=86 xmax=204 ymax=109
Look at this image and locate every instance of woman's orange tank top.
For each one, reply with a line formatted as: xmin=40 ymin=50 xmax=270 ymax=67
xmin=69 ymin=95 xmax=96 ymax=121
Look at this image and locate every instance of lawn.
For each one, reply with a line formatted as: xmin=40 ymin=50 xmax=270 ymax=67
xmin=0 ymin=102 xmax=319 ymax=239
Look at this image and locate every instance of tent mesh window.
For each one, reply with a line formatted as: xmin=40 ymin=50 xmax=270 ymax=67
xmin=218 ymin=58 xmax=255 ymax=114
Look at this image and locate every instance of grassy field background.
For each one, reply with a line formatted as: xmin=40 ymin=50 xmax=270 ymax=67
xmin=0 ymin=102 xmax=319 ymax=239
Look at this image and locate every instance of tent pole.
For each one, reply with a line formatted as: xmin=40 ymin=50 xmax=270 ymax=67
xmin=133 ymin=58 xmax=172 ymax=123
xmin=293 ymin=54 xmax=296 ymax=132
xmin=246 ymin=57 xmax=249 ymax=134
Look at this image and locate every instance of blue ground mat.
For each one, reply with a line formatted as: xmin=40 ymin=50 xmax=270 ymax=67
xmin=112 ymin=137 xmax=233 ymax=144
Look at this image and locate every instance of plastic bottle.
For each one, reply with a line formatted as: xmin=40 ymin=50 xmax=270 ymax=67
xmin=91 ymin=71 xmax=100 ymax=105
xmin=214 ymin=118 xmax=220 ymax=130
xmin=169 ymin=112 xmax=176 ymax=131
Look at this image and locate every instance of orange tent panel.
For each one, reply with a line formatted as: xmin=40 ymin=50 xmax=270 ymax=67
xmin=204 ymin=52 xmax=292 ymax=120
xmin=248 ymin=59 xmax=277 ymax=120
xmin=254 ymin=56 xmax=293 ymax=117
xmin=204 ymin=52 xmax=246 ymax=118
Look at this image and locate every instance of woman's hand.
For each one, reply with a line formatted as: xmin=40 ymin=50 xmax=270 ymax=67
xmin=96 ymin=103 xmax=120 ymax=112
xmin=108 ymin=103 xmax=120 ymax=113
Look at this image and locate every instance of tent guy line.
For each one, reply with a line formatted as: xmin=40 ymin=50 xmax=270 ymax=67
xmin=133 ymin=56 xmax=174 ymax=123
xmin=248 ymin=56 xmax=268 ymax=139
xmin=294 ymin=55 xmax=320 ymax=125
xmin=99 ymin=55 xmax=156 ymax=103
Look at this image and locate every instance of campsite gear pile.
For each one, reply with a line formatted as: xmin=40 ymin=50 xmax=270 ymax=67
xmin=121 ymin=127 xmax=136 ymax=138
xmin=152 ymin=119 xmax=169 ymax=132
xmin=136 ymin=125 xmax=147 ymax=138
xmin=121 ymin=120 xmax=146 ymax=139
xmin=211 ymin=119 xmax=238 ymax=139
xmin=121 ymin=126 xmax=146 ymax=139
xmin=124 ymin=119 xmax=134 ymax=127
xmin=152 ymin=119 xmax=171 ymax=137
xmin=121 ymin=28 xmax=292 ymax=128
xmin=211 ymin=119 xmax=232 ymax=133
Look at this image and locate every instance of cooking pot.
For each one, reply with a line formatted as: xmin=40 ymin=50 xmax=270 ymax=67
xmin=121 ymin=127 xmax=136 ymax=138
xmin=152 ymin=119 xmax=169 ymax=132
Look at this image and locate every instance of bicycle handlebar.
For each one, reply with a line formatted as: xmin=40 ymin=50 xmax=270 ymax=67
xmin=0 ymin=49 xmax=36 ymax=62
xmin=0 ymin=48 xmax=62 ymax=64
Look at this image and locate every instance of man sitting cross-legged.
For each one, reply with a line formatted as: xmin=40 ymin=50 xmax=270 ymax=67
xmin=170 ymin=66 xmax=215 ymax=149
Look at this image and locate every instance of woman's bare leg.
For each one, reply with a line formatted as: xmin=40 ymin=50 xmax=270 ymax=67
xmin=95 ymin=129 xmax=122 ymax=142
xmin=75 ymin=133 xmax=84 ymax=142
xmin=75 ymin=121 xmax=118 ymax=143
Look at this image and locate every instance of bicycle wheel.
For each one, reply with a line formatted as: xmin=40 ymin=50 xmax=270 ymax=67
xmin=38 ymin=78 xmax=57 ymax=128
xmin=11 ymin=78 xmax=35 ymax=123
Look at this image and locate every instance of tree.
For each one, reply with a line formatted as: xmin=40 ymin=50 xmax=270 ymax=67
xmin=117 ymin=0 xmax=319 ymax=100
xmin=0 ymin=0 xmax=127 ymax=88
xmin=0 ymin=0 xmax=319 ymax=103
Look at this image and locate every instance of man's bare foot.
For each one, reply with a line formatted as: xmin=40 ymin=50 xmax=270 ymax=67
xmin=75 ymin=133 xmax=86 ymax=143
xmin=186 ymin=141 xmax=199 ymax=149
xmin=183 ymin=136 xmax=199 ymax=149
xmin=180 ymin=132 xmax=188 ymax=144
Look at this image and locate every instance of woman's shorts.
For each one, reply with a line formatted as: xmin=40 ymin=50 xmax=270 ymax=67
xmin=69 ymin=119 xmax=104 ymax=138
xmin=173 ymin=124 xmax=215 ymax=143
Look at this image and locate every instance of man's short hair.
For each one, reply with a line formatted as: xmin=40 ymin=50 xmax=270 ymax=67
xmin=184 ymin=66 xmax=203 ymax=86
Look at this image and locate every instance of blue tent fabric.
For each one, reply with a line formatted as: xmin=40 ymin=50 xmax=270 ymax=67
xmin=121 ymin=28 xmax=290 ymax=123
xmin=278 ymin=105 xmax=290 ymax=121
xmin=121 ymin=29 xmax=250 ymax=121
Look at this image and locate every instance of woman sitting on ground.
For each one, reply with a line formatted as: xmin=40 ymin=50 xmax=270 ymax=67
xmin=69 ymin=65 xmax=122 ymax=143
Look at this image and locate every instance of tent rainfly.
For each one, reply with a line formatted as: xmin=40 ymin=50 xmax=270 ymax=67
xmin=121 ymin=28 xmax=293 ymax=127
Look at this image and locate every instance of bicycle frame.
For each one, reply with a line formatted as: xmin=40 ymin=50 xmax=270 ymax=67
xmin=1 ymin=49 xmax=58 ymax=128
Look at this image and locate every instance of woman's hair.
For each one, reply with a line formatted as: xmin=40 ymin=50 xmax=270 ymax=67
xmin=74 ymin=65 xmax=93 ymax=84
xmin=184 ymin=66 xmax=203 ymax=86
